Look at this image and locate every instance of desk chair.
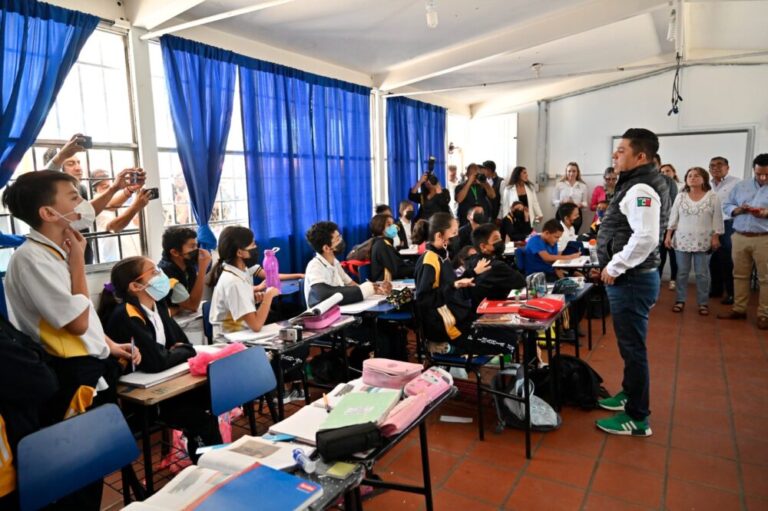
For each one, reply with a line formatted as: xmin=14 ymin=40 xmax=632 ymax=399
xmin=202 ymin=301 xmax=213 ymax=345
xmin=208 ymin=347 xmax=277 ymax=435
xmin=17 ymin=404 xmax=139 ymax=511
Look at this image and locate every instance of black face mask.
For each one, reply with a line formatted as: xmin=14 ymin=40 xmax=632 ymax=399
xmin=333 ymin=240 xmax=346 ymax=256
xmin=492 ymin=240 xmax=505 ymax=257
xmin=184 ymin=248 xmax=199 ymax=261
xmin=243 ymin=247 xmax=260 ymax=266
xmin=472 ymin=212 xmax=487 ymax=224
xmin=512 ymin=210 xmax=526 ymax=222
xmin=404 ymin=210 xmax=414 ymax=221
xmin=447 ymin=235 xmax=460 ymax=255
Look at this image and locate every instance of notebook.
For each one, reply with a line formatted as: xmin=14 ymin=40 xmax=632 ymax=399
xmin=267 ymin=404 xmax=329 ymax=446
xmin=290 ymin=293 xmax=343 ymax=322
xmin=476 ymin=298 xmax=523 ymax=314
xmin=222 ymin=323 xmax=282 ymax=344
xmin=338 ymin=295 xmax=385 ymax=314
xmin=198 ymin=436 xmax=313 ymax=472
xmin=118 ymin=345 xmax=224 ymax=388
xmin=319 ymin=389 xmax=401 ymax=430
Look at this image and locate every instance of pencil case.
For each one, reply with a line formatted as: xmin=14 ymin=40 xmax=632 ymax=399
xmin=380 ymin=393 xmax=428 ymax=437
xmin=316 ymin=422 xmax=382 ymax=461
xmin=404 ymin=367 xmax=453 ymax=403
xmin=303 ymin=305 xmax=341 ymax=330
xmin=362 ymin=358 xmax=423 ymax=389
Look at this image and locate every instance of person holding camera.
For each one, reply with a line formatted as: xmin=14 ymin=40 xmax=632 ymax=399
xmin=455 ymin=163 xmax=496 ymax=226
xmin=408 ymin=169 xmax=450 ymax=221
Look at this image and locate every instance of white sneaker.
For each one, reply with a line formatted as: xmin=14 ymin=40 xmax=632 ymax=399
xmin=668 ymin=281 xmax=676 ymax=291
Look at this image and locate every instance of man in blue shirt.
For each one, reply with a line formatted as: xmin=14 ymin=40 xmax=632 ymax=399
xmin=718 ymin=154 xmax=768 ymax=329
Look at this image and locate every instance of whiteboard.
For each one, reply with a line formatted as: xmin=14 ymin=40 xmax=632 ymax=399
xmin=611 ymin=130 xmax=753 ymax=180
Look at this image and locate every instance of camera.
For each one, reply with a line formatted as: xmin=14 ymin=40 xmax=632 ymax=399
xmin=427 ymin=155 xmax=436 ymax=173
xmin=278 ymin=327 xmax=302 ymax=342
xmin=78 ymin=136 xmax=93 ymax=149
xmin=145 ymin=187 xmax=159 ymax=200
xmin=476 ymin=173 xmax=487 ymax=183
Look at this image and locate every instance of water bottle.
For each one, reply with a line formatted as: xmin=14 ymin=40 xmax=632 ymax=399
xmin=263 ymin=247 xmax=282 ymax=293
xmin=292 ymin=448 xmax=316 ymax=474
xmin=588 ymin=240 xmax=599 ymax=265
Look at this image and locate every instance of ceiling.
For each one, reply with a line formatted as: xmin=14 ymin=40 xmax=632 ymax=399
xmin=126 ymin=0 xmax=768 ymax=115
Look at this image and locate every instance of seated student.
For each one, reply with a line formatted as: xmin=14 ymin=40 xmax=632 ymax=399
xmin=466 ymin=223 xmax=526 ymax=306
xmin=457 ymin=205 xmax=486 ymax=249
xmin=523 ymin=219 xmax=580 ymax=281
xmin=375 ymin=204 xmax=392 ymax=216
xmin=451 ymin=245 xmax=478 ymax=277
xmin=410 ymin=219 xmax=429 ymax=255
xmin=304 ymin=221 xmax=391 ymax=307
xmin=159 ymin=226 xmax=212 ymax=315
xmin=556 ymin=203 xmax=582 ymax=254
xmin=98 ymin=257 xmax=222 ymax=462
xmin=395 ymin=200 xmax=415 ymax=249
xmin=208 ymin=226 xmax=279 ymax=340
xmin=414 ymin=212 xmax=479 ymax=354
xmin=501 ymin=201 xmax=533 ymax=243
xmin=369 ymin=213 xmax=415 ymax=282
xmin=580 ymin=200 xmax=609 ymax=241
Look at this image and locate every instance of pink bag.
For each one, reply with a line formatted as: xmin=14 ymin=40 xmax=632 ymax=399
xmin=404 ymin=367 xmax=453 ymax=403
xmin=303 ymin=305 xmax=341 ymax=330
xmin=362 ymin=358 xmax=423 ymax=389
xmin=380 ymin=393 xmax=428 ymax=437
xmin=188 ymin=342 xmax=246 ymax=376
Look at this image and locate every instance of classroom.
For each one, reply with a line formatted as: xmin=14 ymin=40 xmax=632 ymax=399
xmin=1 ymin=0 xmax=767 ymax=510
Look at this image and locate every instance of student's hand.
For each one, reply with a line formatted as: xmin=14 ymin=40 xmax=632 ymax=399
xmin=600 ymin=267 xmax=616 ymax=286
xmin=454 ymin=278 xmax=474 ymax=288
xmin=254 ymin=291 xmax=265 ymax=303
xmin=133 ymin=189 xmax=152 ymax=209
xmin=418 ymin=173 xmax=428 ymax=185
xmin=198 ymin=247 xmax=212 ymax=268
xmin=374 ymin=281 xmax=392 ymax=295
xmin=474 ymin=258 xmax=491 ymax=275
xmin=112 ymin=168 xmax=137 ymax=191
xmin=264 ymin=287 xmax=280 ymax=300
xmin=62 ymin=227 xmax=87 ymax=262
xmin=110 ymin=342 xmax=141 ymax=365
xmin=752 ymin=207 xmax=768 ymax=218
xmin=253 ymin=281 xmax=267 ymax=293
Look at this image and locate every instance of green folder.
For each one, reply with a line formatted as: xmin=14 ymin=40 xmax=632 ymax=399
xmin=319 ymin=389 xmax=401 ymax=431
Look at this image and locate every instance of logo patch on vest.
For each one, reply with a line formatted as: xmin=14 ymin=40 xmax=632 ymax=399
xmin=636 ymin=197 xmax=652 ymax=207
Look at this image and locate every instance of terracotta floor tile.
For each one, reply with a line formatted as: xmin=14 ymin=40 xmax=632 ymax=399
xmin=668 ymin=448 xmax=740 ymax=493
xmin=670 ymin=424 xmax=737 ymax=460
xmin=583 ymin=492 xmax=653 ymax=511
xmin=424 ymin=421 xmax=478 ymax=456
xmin=523 ymin=446 xmax=596 ymax=488
xmin=741 ymin=462 xmax=768 ymax=499
xmin=736 ymin=434 xmax=768 ymax=466
xmin=504 ymin=475 xmax=585 ymax=511
xmin=432 ymin=489 xmax=499 ymax=511
xmin=591 ymin=460 xmax=664 ymax=508
xmin=602 ymin=436 xmax=667 ymax=474
xmin=539 ymin=409 xmax=606 ymax=458
xmin=665 ymin=478 xmax=741 ymax=511
xmin=442 ymin=458 xmax=518 ymax=506
xmin=672 ymin=405 xmax=732 ymax=434
xmin=465 ymin=436 xmax=529 ymax=472
xmin=379 ymin=444 xmax=460 ymax=485
xmin=746 ymin=494 xmax=768 ymax=511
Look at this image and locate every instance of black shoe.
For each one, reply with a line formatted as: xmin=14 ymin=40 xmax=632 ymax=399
xmin=721 ymin=296 xmax=734 ymax=305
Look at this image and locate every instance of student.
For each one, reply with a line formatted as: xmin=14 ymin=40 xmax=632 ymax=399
xmin=395 ymin=200 xmax=415 ymax=249
xmin=369 ymin=213 xmax=415 ymax=282
xmin=158 ymin=226 xmax=212 ymax=315
xmin=582 ymin=200 xmax=609 ymax=240
xmin=98 ymin=257 xmax=222 ymax=461
xmin=481 ymin=160 xmax=504 ymax=220
xmin=523 ymin=219 xmax=580 ymax=280
xmin=457 ymin=205 xmax=486 ymax=248
xmin=501 ymin=201 xmax=533 ymax=243
xmin=466 ymin=223 xmax=525 ymax=306
xmin=556 ymin=203 xmax=581 ymax=254
xmin=409 ymin=219 xmax=429 ymax=256
xmin=451 ymin=245 xmax=478 ymax=277
xmin=414 ymin=212 xmax=479 ymax=354
xmin=2 ymin=171 xmax=139 ymax=424
xmin=208 ymin=226 xmax=279 ymax=340
xmin=304 ymin=221 xmax=391 ymax=307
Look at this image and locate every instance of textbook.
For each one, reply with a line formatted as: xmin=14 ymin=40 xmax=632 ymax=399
xmin=122 ymin=463 xmax=323 ymax=511
xmin=476 ymin=298 xmax=523 ymax=314
xmin=319 ymin=389 xmax=401 ymax=431
xmin=119 ymin=345 xmax=223 ymax=388
xmin=290 ymin=293 xmax=343 ymax=323
xmin=268 ymin=404 xmax=329 ymax=445
xmin=198 ymin=436 xmax=314 ymax=472
xmin=222 ymin=323 xmax=282 ymax=344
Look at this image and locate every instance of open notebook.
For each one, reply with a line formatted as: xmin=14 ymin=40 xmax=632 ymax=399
xmin=118 ymin=345 xmax=222 ymax=388
xmin=289 ymin=293 xmax=343 ymax=323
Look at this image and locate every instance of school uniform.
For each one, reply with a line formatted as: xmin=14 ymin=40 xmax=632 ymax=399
xmin=159 ymin=257 xmax=198 ymax=310
xmin=465 ymin=254 xmax=526 ymax=308
xmin=5 ymin=230 xmax=113 ymax=423
xmin=208 ymin=262 xmax=261 ymax=340
xmin=500 ymin=212 xmax=532 ymax=242
xmin=395 ymin=219 xmax=413 ymax=248
xmin=304 ymin=254 xmax=375 ymax=307
xmin=370 ymin=237 xmax=414 ymax=282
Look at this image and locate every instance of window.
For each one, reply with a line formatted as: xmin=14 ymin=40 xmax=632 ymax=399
xmin=149 ymin=43 xmax=249 ymax=238
xmin=0 ymin=29 xmax=140 ymax=270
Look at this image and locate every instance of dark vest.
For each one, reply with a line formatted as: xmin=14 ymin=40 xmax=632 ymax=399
xmin=597 ymin=163 xmax=670 ymax=272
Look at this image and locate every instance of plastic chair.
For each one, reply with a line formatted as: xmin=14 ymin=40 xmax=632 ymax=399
xmin=17 ymin=404 xmax=139 ymax=511
xmin=208 ymin=346 xmax=277 ymax=435
xmin=202 ymin=301 xmax=213 ymax=345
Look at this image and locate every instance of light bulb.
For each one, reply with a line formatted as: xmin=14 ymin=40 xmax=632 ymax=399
xmin=426 ymin=0 xmax=438 ymax=28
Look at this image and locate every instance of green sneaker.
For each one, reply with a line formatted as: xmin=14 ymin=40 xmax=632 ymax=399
xmin=598 ymin=391 xmax=628 ymax=411
xmin=596 ymin=412 xmax=652 ymax=437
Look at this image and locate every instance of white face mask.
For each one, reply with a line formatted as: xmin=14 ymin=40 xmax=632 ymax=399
xmin=53 ymin=200 xmax=96 ymax=230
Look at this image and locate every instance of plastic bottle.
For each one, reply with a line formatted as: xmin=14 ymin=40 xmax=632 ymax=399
xmin=588 ymin=239 xmax=599 ymax=265
xmin=292 ymin=448 xmax=316 ymax=474
xmin=263 ymin=247 xmax=282 ymax=293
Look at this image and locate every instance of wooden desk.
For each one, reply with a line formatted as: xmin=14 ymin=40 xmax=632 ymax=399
xmin=118 ymin=372 xmax=207 ymax=406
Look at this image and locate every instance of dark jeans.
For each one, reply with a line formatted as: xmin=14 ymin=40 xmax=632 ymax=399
xmin=658 ymin=244 xmax=678 ymax=280
xmin=605 ymin=270 xmax=660 ymax=421
xmin=709 ymin=219 xmax=734 ymax=297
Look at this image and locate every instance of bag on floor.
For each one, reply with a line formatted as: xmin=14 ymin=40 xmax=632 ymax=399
xmin=491 ymin=365 xmax=561 ymax=432
xmin=550 ymin=354 xmax=610 ymax=410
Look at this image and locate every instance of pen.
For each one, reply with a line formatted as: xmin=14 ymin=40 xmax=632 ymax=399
xmin=131 ymin=337 xmax=136 ymax=372
xmin=323 ymin=393 xmax=331 ymax=413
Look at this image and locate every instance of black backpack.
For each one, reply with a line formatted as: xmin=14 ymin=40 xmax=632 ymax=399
xmin=550 ymin=354 xmax=610 ymax=410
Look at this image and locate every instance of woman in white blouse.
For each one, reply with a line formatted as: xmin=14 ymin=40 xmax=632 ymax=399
xmin=552 ymin=162 xmax=589 ymax=233
xmin=498 ymin=166 xmax=543 ymax=226
xmin=664 ymin=167 xmax=724 ymax=315
xmin=660 ymin=163 xmax=684 ymax=190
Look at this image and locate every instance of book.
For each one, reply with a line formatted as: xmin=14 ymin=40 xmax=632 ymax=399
xmin=338 ymin=295 xmax=386 ymax=314
xmin=268 ymin=404 xmax=329 ymax=445
xmin=311 ymin=378 xmax=371 ymax=409
xmin=289 ymin=293 xmax=343 ymax=323
xmin=118 ymin=361 xmax=190 ymax=388
xmin=319 ymin=389 xmax=401 ymax=431
xmin=476 ymin=298 xmax=523 ymax=314
xmin=198 ymin=436 xmax=314 ymax=472
xmin=222 ymin=323 xmax=282 ymax=343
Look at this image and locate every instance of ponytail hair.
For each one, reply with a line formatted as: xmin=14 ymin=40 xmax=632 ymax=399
xmin=428 ymin=212 xmax=455 ymax=241
xmin=97 ymin=256 xmax=146 ymax=325
xmin=208 ymin=225 xmax=254 ymax=288
xmin=411 ymin=219 xmax=429 ymax=245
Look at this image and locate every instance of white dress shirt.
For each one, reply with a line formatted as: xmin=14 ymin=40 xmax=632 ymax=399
xmin=605 ymin=184 xmax=661 ymax=278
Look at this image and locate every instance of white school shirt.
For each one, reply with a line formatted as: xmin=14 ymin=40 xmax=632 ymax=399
xmin=141 ymin=304 xmax=167 ymax=347
xmin=401 ymin=218 xmax=413 ymax=246
xmin=557 ymin=221 xmax=578 ymax=253
xmin=605 ymin=183 xmax=662 ymax=278
xmin=5 ymin=230 xmax=110 ymax=360
xmin=304 ymin=254 xmax=374 ymax=306
xmin=209 ymin=262 xmax=261 ymax=339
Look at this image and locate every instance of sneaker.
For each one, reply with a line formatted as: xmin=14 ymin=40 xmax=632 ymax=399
xmin=598 ymin=391 xmax=628 ymax=411
xmin=668 ymin=281 xmax=676 ymax=291
xmin=596 ymin=412 xmax=652 ymax=437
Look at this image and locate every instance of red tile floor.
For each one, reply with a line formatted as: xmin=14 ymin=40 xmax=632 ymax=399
xmin=102 ymin=284 xmax=768 ymax=510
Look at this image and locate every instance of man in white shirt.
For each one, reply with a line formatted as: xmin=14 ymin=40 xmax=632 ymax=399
xmin=708 ymin=156 xmax=740 ymax=304
xmin=595 ymin=128 xmax=670 ymax=438
xmin=446 ymin=165 xmax=459 ymax=216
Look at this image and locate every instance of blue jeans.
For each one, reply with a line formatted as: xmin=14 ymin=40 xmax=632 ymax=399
xmin=675 ymin=251 xmax=711 ymax=306
xmin=606 ymin=270 xmax=660 ymax=421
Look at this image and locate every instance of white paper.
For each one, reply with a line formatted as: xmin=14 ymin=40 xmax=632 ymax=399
xmin=268 ymin=405 xmax=329 ymax=446
xmin=553 ymin=255 xmax=590 ymax=268
xmin=118 ymin=362 xmax=190 ymax=388
xmin=198 ymin=436 xmax=313 ymax=472
xmin=222 ymin=323 xmax=282 ymax=343
xmin=339 ymin=295 xmax=385 ymax=314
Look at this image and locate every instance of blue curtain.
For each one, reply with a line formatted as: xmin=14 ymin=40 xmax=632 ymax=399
xmin=237 ymin=57 xmax=372 ymax=272
xmin=0 ymin=0 xmax=98 ymax=185
xmin=160 ymin=35 xmax=237 ymax=249
xmin=385 ymin=96 xmax=446 ymax=211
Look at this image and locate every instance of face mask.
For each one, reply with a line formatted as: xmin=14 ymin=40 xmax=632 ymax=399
xmin=184 ymin=248 xmax=199 ymax=261
xmin=472 ymin=212 xmax=486 ymax=224
xmin=513 ymin=210 xmax=525 ymax=222
xmin=333 ymin=239 xmax=346 ymax=255
xmin=492 ymin=240 xmax=505 ymax=257
xmin=170 ymin=282 xmax=190 ymax=304
xmin=54 ymin=200 xmax=96 ymax=230
xmin=404 ymin=210 xmax=414 ymax=221
xmin=143 ymin=272 xmax=171 ymax=301
xmin=243 ymin=247 xmax=260 ymax=267
xmin=596 ymin=210 xmax=605 ymax=219
xmin=384 ymin=224 xmax=399 ymax=239
xmin=448 ymin=235 xmax=460 ymax=255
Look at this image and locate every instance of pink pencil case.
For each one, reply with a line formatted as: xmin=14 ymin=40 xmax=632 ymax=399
xmin=362 ymin=358 xmax=423 ymax=389
xmin=404 ymin=367 xmax=453 ymax=403
xmin=303 ymin=305 xmax=341 ymax=330
xmin=380 ymin=393 xmax=428 ymax=437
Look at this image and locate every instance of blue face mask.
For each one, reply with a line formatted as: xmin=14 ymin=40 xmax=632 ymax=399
xmin=143 ymin=272 xmax=171 ymax=301
xmin=384 ymin=224 xmax=399 ymax=239
xmin=596 ymin=209 xmax=605 ymax=219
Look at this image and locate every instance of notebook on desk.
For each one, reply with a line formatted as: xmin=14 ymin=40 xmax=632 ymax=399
xmin=338 ymin=295 xmax=385 ymax=314
xmin=222 ymin=323 xmax=282 ymax=344
xmin=268 ymin=404 xmax=328 ymax=446
xmin=319 ymin=389 xmax=401 ymax=430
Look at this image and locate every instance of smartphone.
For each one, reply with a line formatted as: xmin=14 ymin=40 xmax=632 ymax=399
xmin=128 ymin=172 xmax=140 ymax=185
xmin=79 ymin=136 xmax=93 ymax=149
xmin=145 ymin=187 xmax=159 ymax=200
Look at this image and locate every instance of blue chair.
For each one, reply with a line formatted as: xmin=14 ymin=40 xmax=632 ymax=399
xmin=17 ymin=404 xmax=139 ymax=511
xmin=208 ymin=346 xmax=277 ymax=435
xmin=202 ymin=301 xmax=213 ymax=344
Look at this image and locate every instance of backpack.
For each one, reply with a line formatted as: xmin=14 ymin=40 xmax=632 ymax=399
xmin=346 ymin=238 xmax=374 ymax=261
xmin=491 ymin=365 xmax=562 ymax=433
xmin=550 ymin=354 xmax=610 ymax=410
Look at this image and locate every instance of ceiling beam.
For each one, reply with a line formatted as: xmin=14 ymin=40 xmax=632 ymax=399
xmin=140 ymin=0 xmax=299 ymax=41
xmin=375 ymin=0 xmax=667 ymax=92
xmin=127 ymin=0 xmax=206 ymax=30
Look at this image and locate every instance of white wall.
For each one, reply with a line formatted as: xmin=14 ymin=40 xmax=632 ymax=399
xmin=517 ymin=64 xmax=768 ymax=224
